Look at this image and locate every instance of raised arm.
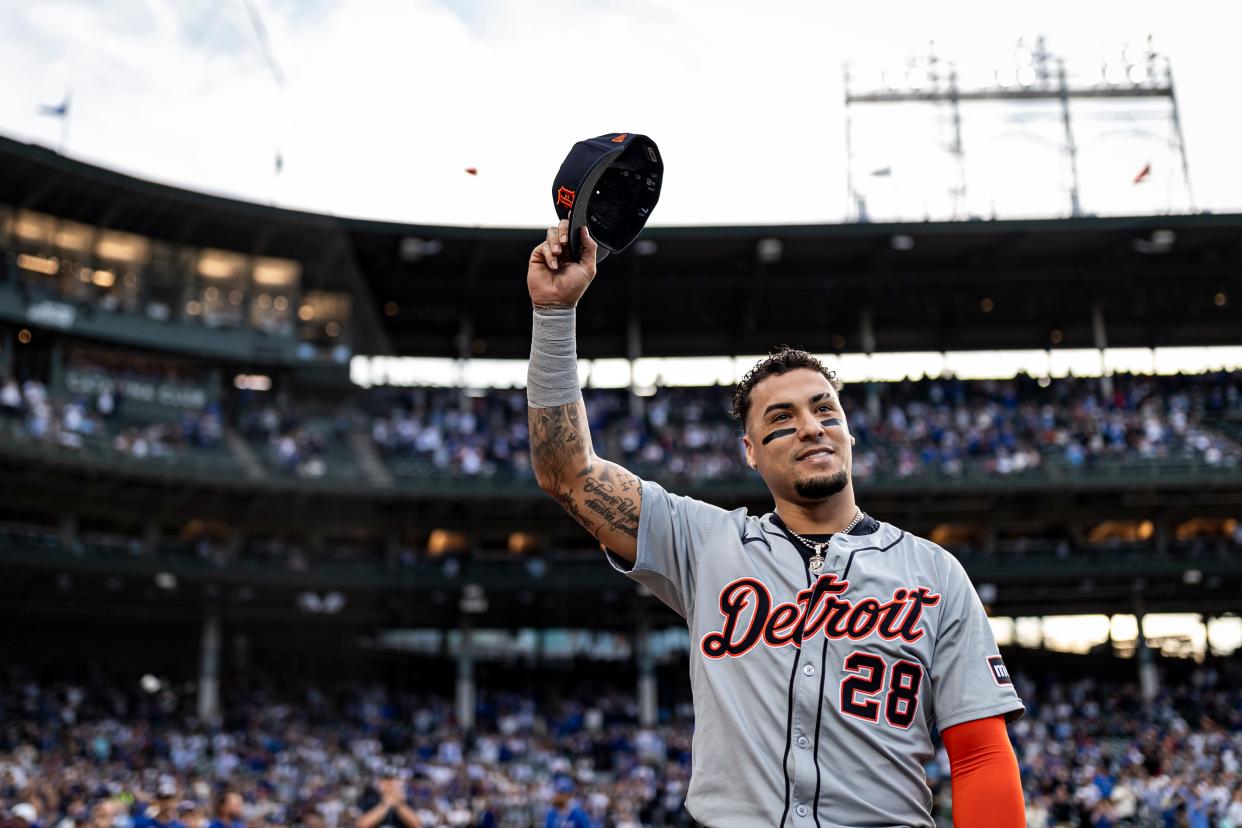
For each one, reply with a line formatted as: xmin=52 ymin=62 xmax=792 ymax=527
xmin=527 ymin=220 xmax=642 ymax=563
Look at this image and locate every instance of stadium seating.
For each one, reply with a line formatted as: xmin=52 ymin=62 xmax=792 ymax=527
xmin=2 ymin=659 xmax=1241 ymax=828
xmin=3 ymin=372 xmax=1240 ymax=494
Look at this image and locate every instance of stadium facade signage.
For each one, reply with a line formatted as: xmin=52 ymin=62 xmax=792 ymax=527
xmin=27 ymin=301 xmax=77 ymax=330
xmin=64 ymin=369 xmax=209 ymax=410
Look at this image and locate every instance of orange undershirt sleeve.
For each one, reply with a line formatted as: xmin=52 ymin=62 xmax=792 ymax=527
xmin=940 ymin=714 xmax=1025 ymax=828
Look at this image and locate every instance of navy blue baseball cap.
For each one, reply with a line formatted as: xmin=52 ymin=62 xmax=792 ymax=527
xmin=552 ymin=132 xmax=662 ymax=263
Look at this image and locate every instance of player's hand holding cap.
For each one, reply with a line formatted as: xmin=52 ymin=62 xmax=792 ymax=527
xmin=551 ymin=132 xmax=663 ymax=263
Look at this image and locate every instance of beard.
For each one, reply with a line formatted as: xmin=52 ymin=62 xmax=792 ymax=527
xmin=794 ymin=469 xmax=850 ymax=500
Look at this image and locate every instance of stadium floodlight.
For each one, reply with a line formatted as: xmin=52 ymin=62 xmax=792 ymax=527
xmin=845 ymin=35 xmax=1194 ymax=220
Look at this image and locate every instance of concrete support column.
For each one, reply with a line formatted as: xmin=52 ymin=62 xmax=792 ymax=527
xmin=983 ymin=523 xmax=998 ymax=557
xmin=636 ymin=616 xmax=657 ymax=728
xmin=1134 ymin=602 xmax=1160 ymax=703
xmin=48 ymin=336 xmax=64 ymax=395
xmin=1154 ymin=519 xmax=1170 ymax=555
xmin=456 ymin=612 xmax=476 ymax=732
xmin=143 ymin=521 xmax=161 ymax=556
xmin=385 ymin=532 xmax=402 ymax=569
xmin=454 ymin=315 xmax=474 ymax=395
xmin=231 ymin=631 xmax=249 ymax=672
xmin=206 ymin=367 xmax=223 ymax=409
xmin=59 ymin=513 xmax=78 ymax=551
xmin=858 ymin=306 xmax=877 ymax=356
xmin=198 ymin=604 xmax=222 ymax=723
xmin=535 ymin=628 xmax=547 ymax=665
xmin=224 ymin=529 xmax=243 ymax=565
xmin=0 ymin=332 xmax=12 ymax=376
xmin=1092 ymin=303 xmax=1112 ymax=398
xmin=859 ymin=306 xmax=881 ymax=423
xmin=627 ymin=313 xmax=644 ymax=418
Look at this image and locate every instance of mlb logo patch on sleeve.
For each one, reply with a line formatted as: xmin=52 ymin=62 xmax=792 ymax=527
xmin=987 ymin=655 xmax=1012 ymax=686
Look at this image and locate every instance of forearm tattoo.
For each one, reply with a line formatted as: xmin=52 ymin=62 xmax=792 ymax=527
xmin=529 ymin=402 xmax=641 ymax=541
xmin=581 ymin=469 xmax=640 ymax=538
xmin=529 ymin=402 xmax=588 ymax=488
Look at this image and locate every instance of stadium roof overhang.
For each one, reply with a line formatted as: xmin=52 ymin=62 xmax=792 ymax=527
xmin=2 ymin=134 xmax=1239 ymax=360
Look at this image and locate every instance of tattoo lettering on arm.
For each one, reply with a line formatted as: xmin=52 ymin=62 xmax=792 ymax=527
xmin=582 ymin=472 xmax=640 ymax=538
xmin=555 ymin=488 xmax=599 ymax=535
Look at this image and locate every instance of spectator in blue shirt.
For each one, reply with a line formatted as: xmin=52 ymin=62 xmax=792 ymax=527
xmin=544 ymin=780 xmax=592 ymax=828
xmin=206 ymin=792 xmax=243 ymax=828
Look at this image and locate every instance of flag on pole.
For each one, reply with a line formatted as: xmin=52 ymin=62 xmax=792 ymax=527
xmin=38 ymin=91 xmax=72 ymax=153
xmin=1133 ymin=162 xmax=1152 ymax=184
xmin=464 ymin=167 xmax=478 ymax=176
xmin=39 ymin=98 xmax=70 ymax=118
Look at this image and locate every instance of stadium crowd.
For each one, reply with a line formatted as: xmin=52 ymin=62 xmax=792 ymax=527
xmin=0 ymin=376 xmax=223 ymax=460
xmin=2 ymin=370 xmax=1240 ymax=485
xmin=366 ymin=371 xmax=1242 ymax=483
xmin=2 ymin=658 xmax=1242 ymax=828
xmin=234 ymin=396 xmax=345 ymax=480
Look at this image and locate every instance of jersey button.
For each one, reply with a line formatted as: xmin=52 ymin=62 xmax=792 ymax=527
xmin=796 ymin=735 xmax=810 ymax=749
xmin=796 ymin=804 xmax=810 ymax=817
xmin=802 ymin=664 xmax=815 ymax=676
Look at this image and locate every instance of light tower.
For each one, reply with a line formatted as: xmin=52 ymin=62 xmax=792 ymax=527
xmin=844 ymin=36 xmax=1194 ymax=221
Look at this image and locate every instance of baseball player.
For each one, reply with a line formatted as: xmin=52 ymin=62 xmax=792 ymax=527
xmin=526 ymin=220 xmax=1025 ymax=827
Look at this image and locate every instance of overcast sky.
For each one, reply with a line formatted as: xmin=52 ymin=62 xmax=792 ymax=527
xmin=0 ymin=0 xmax=1237 ymax=227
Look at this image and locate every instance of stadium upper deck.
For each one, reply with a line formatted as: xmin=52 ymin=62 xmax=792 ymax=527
xmin=1 ymin=134 xmax=1239 ymax=362
xmin=2 ymin=135 xmax=1241 ymax=624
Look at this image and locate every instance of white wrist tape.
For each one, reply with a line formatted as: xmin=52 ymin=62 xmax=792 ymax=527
xmin=527 ymin=307 xmax=581 ymax=408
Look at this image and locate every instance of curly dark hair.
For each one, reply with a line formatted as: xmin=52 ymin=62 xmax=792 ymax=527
xmin=731 ymin=347 xmax=841 ymax=426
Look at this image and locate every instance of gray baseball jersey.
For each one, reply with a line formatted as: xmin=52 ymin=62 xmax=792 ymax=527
xmin=607 ymin=479 xmax=1024 ymax=828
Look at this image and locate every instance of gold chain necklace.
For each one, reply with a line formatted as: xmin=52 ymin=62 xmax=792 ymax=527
xmin=781 ymin=508 xmax=863 ymax=576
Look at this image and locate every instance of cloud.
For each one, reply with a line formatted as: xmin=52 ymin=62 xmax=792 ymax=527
xmin=0 ymin=0 xmax=1236 ymax=226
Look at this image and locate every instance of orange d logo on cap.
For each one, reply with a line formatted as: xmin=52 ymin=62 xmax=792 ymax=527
xmin=551 ymin=132 xmax=663 ymax=264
